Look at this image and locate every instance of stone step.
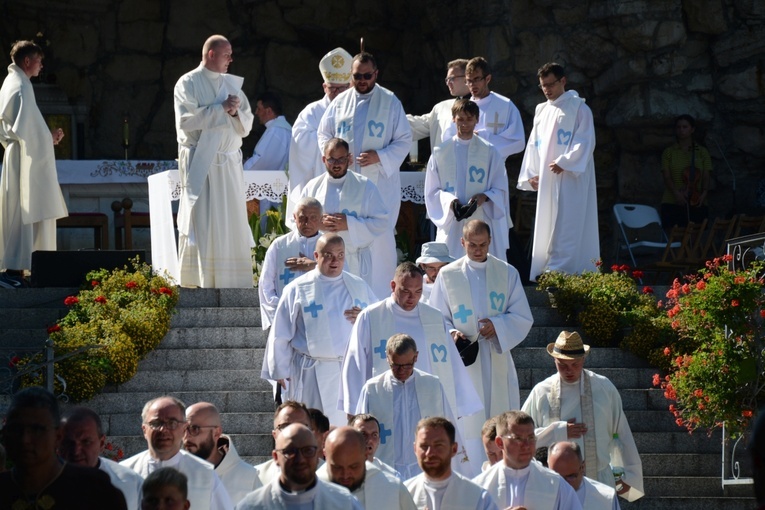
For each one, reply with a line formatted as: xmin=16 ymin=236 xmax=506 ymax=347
xmin=87 ymin=390 xmax=275 ymax=415
xmin=171 ymin=307 xmax=261 ymax=328
xmin=0 ymin=308 xmax=66 ymax=327
xmin=0 ymin=287 xmax=76 ymax=308
xmin=517 ymin=326 xmax=583 ymax=347
xmin=162 ymin=327 xmax=267 ymax=349
xmin=116 ymin=369 xmax=270 ymax=392
xmin=513 ymin=347 xmax=652 ymax=368
xmin=518 ymin=388 xmax=671 ymax=412
xmin=519 ymin=367 xmax=657 ymax=390
xmin=642 ymin=453 xmax=724 ymax=477
xmin=138 ymin=348 xmax=263 ymax=371
xmin=177 ymin=288 xmax=260 ymax=308
xmin=645 ymin=476 xmax=753 ymax=498
xmin=634 ymin=431 xmax=721 ymax=454
xmin=620 ymin=496 xmax=754 ymax=510
xmin=625 ymin=410 xmax=686 ymax=433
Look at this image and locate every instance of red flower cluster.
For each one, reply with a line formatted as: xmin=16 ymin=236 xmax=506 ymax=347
xmin=159 ymin=287 xmax=172 ymax=295
xmin=47 ymin=324 xmax=61 ymax=334
xmin=126 ymin=281 xmax=137 ymax=289
xmin=642 ymin=286 xmax=654 ymax=294
xmin=8 ymin=355 xmax=21 ymax=368
xmin=91 ymin=280 xmax=99 ymax=287
xmin=94 ymin=296 xmax=107 ymax=304
xmin=64 ymin=296 xmax=79 ymax=306
xmin=632 ymin=270 xmax=644 ymax=279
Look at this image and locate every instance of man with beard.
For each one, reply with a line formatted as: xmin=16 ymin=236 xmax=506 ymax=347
xmin=236 ymin=424 xmax=362 ymax=509
xmin=405 ymin=417 xmax=496 ymax=510
xmin=121 ymin=396 xmax=233 ymax=510
xmin=349 ymin=413 xmax=400 ymax=479
xmin=300 ymin=137 xmax=389 ymax=296
xmin=254 ymin=400 xmax=313 ymax=487
xmin=184 ymin=402 xmax=260 ymax=505
xmin=61 ymin=406 xmax=144 ymax=510
xmin=318 ymin=427 xmax=416 ymax=509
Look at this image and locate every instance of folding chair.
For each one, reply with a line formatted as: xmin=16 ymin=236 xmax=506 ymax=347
xmin=613 ymin=204 xmax=678 ymax=267
xmin=733 ymin=214 xmax=765 ymax=238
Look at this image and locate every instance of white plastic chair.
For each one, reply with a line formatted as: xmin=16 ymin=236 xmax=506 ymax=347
xmin=613 ymin=203 xmax=679 ymax=266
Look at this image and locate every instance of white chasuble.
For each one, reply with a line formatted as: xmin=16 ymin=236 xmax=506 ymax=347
xmin=406 ymin=473 xmax=489 ymax=510
xmin=473 ymin=461 xmax=567 ymax=510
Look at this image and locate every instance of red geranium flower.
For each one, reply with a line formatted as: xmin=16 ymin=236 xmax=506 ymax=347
xmin=743 ymin=409 xmax=753 ymax=418
xmin=642 ymin=286 xmax=654 ymax=294
xmin=760 ymin=310 xmax=765 ymax=319
xmin=94 ymin=295 xmax=107 ymax=304
xmin=91 ymin=280 xmax=99 ymax=287
xmin=47 ymin=324 xmax=61 ymax=334
xmin=64 ymin=296 xmax=79 ymax=306
xmin=652 ymin=373 xmax=660 ymax=386
xmin=632 ymin=270 xmax=644 ymax=279
xmin=126 ymin=281 xmax=137 ymax=289
xmin=8 ymin=355 xmax=21 ymax=368
xmin=159 ymin=287 xmax=173 ymax=295
xmin=731 ymin=299 xmax=740 ymax=307
xmin=696 ymin=281 xmax=706 ymax=290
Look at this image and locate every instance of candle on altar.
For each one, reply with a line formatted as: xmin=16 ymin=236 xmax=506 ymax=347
xmin=123 ymin=116 xmax=129 ymax=147
xmin=410 ymin=140 xmax=418 ymax=163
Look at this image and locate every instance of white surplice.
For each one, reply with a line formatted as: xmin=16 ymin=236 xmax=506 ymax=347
xmin=473 ymin=461 xmax=582 ymax=510
xmin=174 ymin=64 xmax=255 ymax=288
xmin=215 ymin=435 xmax=262 ymax=506
xmin=99 ymin=457 xmax=144 ymax=510
xmin=425 ymin=135 xmax=511 ymax=260
xmin=406 ymin=472 xmax=497 ymax=510
xmin=577 ymin=477 xmax=621 ymax=510
xmin=0 ymin=63 xmax=68 ymax=270
xmin=517 ymin=89 xmax=599 ymax=281
xmin=235 ymin=476 xmax=362 ymax=510
xmin=317 ymin=461 xmax=417 ymax=510
xmin=522 ymin=370 xmax=644 ymax=502
xmin=407 ymin=98 xmax=459 ymax=150
xmin=301 ymin=171 xmax=389 ymax=297
xmin=442 ymin=91 xmax=525 ymax=159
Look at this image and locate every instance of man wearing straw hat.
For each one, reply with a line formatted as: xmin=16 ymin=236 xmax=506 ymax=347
xmin=415 ymin=242 xmax=455 ymax=303
xmin=522 ymin=331 xmax=644 ymax=502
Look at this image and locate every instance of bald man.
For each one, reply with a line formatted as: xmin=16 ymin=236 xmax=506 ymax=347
xmin=184 ymin=402 xmax=260 ymax=505
xmin=548 ymin=442 xmax=620 ymax=510
xmin=236 ymin=424 xmax=362 ymax=509
xmin=317 ymin=427 xmax=416 ymax=509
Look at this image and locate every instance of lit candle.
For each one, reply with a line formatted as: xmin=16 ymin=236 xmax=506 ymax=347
xmin=410 ymin=140 xmax=418 ymax=163
xmin=123 ymin=116 xmax=129 ymax=147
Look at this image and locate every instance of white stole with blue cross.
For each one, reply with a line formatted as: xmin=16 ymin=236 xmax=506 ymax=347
xmin=433 ymin=135 xmax=493 ymax=224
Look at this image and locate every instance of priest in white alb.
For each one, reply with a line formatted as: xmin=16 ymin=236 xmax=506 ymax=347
xmin=548 ymin=441 xmax=621 ymax=510
xmin=174 ymin=35 xmax=254 ymax=288
xmin=243 ymin=91 xmax=290 ymax=171
xmin=517 ymin=62 xmax=599 ymax=281
xmin=425 ymin=99 xmax=511 ymax=260
xmin=301 ymin=138 xmax=389 ymax=297
xmin=428 ymin=219 xmax=533 ymax=467
xmin=262 ymin=233 xmax=377 ymax=426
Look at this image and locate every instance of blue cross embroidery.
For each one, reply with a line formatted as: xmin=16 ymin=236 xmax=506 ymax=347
xmin=374 ymin=339 xmax=387 ymax=359
xmin=337 ymin=121 xmax=351 ymax=136
xmin=279 ymin=267 xmax=296 ymax=286
xmin=379 ymin=423 xmax=392 ymax=444
xmin=443 ymin=181 xmax=455 ymax=193
xmin=303 ymin=301 xmax=323 ymax=318
xmin=454 ymin=304 xmax=473 ymax=324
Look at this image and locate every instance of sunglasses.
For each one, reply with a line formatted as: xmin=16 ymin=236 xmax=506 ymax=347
xmin=353 ymin=72 xmax=375 ymax=81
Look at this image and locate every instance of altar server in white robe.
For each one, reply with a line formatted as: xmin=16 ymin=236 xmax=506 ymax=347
xmin=341 ymin=262 xmax=483 ymax=450
xmin=262 ymin=233 xmax=377 ymax=425
xmin=175 ymin=35 xmax=254 ymax=288
xmin=184 ymin=402 xmax=261 ymax=505
xmin=0 ymin=40 xmax=68 ymax=285
xmin=255 ymin=401 xmax=313 ymax=487
xmin=244 ymin=92 xmax=290 ymax=171
xmin=406 ymin=417 xmax=497 ymax=510
xmin=473 ymin=411 xmax=581 ymax=510
xmin=301 ymin=137 xmax=389 ymax=296
xmin=429 ymin=219 xmax=533 ymax=466
xmin=548 ymin=442 xmax=621 ymax=510
xmin=258 ymin=197 xmax=322 ymax=329
xmin=317 ymin=426 xmax=417 ymax=509
xmin=522 ymin=331 xmax=644 ymax=502
xmin=425 ymin=99 xmax=511 ymax=260
xmin=407 ymin=58 xmax=470 ymax=150
xmin=415 ymin=242 xmax=455 ymax=304
xmin=236 ymin=424 xmax=363 ymax=510
xmin=318 ymin=51 xmax=411 ymax=294
xmin=350 ymin=413 xmax=403 ymax=479
xmin=442 ymin=57 xmax=525 ymax=160
xmin=121 ymin=396 xmax=234 ymax=510
xmin=355 ymin=334 xmax=473 ymax=479
xmin=287 ymin=47 xmax=352 ymax=221
xmin=517 ymin=62 xmax=599 ymax=281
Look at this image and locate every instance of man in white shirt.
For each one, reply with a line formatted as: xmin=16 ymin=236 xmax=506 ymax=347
xmin=255 ymin=400 xmax=313 ymax=487
xmin=548 ymin=442 xmax=620 ymax=510
xmin=317 ymin=426 xmax=416 ymax=509
xmin=522 ymin=331 xmax=644 ymax=502
xmin=236 ymin=423 xmax=362 ymax=510
xmin=407 ymin=58 xmax=470 ymax=150
xmin=258 ymin=197 xmax=322 ymax=329
xmin=60 ymin=407 xmax=143 ymax=510
xmin=405 ymin=417 xmax=497 ymax=510
xmin=184 ymin=402 xmax=260 ymax=506
xmin=480 ymin=417 xmax=503 ymax=473
xmin=349 ymin=413 xmax=401 ymax=479
xmin=121 ymin=396 xmax=234 ymax=510
xmin=244 ymin=91 xmax=291 ymax=171
xmin=473 ymin=410 xmax=581 ymax=510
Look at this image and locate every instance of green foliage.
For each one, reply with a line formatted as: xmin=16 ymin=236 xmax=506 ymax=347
xmin=251 ymin=196 xmax=288 ymax=284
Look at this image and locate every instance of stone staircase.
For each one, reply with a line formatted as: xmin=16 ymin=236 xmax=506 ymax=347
xmin=0 ymin=285 xmax=755 ymax=508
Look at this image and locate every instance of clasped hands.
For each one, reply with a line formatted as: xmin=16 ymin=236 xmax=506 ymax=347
xmin=223 ymin=94 xmax=240 ymax=116
xmin=321 ymin=213 xmax=348 ymax=233
xmin=284 ymin=253 xmax=316 ymax=272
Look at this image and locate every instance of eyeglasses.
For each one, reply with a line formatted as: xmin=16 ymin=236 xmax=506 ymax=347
xmin=538 ymin=78 xmax=561 ymax=90
xmin=146 ymin=419 xmax=183 ymax=431
xmin=502 ymin=434 xmax=537 ymax=445
xmin=276 ymin=445 xmax=319 ymax=459
xmin=388 ymin=360 xmax=416 ymax=370
xmin=327 ymin=156 xmax=349 ymax=165
xmin=353 ymin=72 xmax=375 ymax=81
xmin=185 ymin=424 xmax=218 ymax=436
xmin=445 ymin=75 xmax=465 ymax=84
xmin=465 ymin=76 xmax=486 ymax=85
xmin=327 ymin=84 xmax=349 ymax=93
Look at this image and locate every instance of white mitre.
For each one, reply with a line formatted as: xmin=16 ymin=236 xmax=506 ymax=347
xmin=319 ymin=47 xmax=352 ymax=84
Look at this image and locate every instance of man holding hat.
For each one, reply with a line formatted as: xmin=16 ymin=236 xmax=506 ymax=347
xmin=522 ymin=330 xmax=644 ymax=502
xmin=415 ymin=242 xmax=454 ymax=303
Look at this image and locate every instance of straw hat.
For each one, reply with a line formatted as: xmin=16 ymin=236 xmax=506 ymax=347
xmin=546 ymin=331 xmax=590 ymax=360
xmin=415 ymin=242 xmax=455 ymax=265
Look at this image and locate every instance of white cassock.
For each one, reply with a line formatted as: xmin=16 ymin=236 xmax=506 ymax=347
xmin=235 ymin=476 xmax=363 ymax=510
xmin=317 ymin=461 xmax=417 ymax=510
xmin=98 ymin=457 xmax=144 ymax=510
xmin=443 ymin=91 xmax=525 ymax=159
xmin=244 ymin=115 xmax=291 ymax=170
xmin=258 ymin=229 xmax=320 ymax=329
xmin=577 ymin=477 xmax=621 ymax=510
xmin=301 ymin=171 xmax=389 ymax=296
xmin=522 ymin=370 xmax=644 ymax=502
xmin=286 ymin=95 xmax=330 ymax=222
xmin=0 ymin=63 xmax=68 ymax=270
xmin=262 ymin=269 xmax=377 ymax=425
xmin=473 ymin=461 xmax=582 ymax=510
xmin=425 ymin=135 xmax=511 ymax=260
xmin=517 ymin=89 xmax=599 ymax=281
xmin=174 ymin=64 xmax=255 ymax=288
xmin=318 ymin=84 xmax=412 ymax=294
xmin=356 ymin=368 xmax=473 ymax=479
xmin=253 ymin=458 xmax=280 ymax=488
xmin=215 ymin=435 xmax=262 ymax=506
xmin=407 ymin=98 xmax=460 ymax=150
xmin=429 ymin=255 xmax=533 ymax=466
xmin=406 ymin=472 xmax=498 ymax=510
xmin=121 ymin=449 xmax=233 ymax=510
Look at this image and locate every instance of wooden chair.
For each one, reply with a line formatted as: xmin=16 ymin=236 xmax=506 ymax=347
xmin=111 ymin=198 xmax=150 ymax=250
xmin=689 ymin=216 xmax=737 ymax=264
xmin=733 ymin=214 xmax=765 ymax=238
xmin=56 ymin=212 xmax=109 ymax=249
xmin=651 ymin=220 xmax=708 ymax=280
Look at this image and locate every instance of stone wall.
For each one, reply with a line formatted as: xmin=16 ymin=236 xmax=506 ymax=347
xmin=2 ymin=0 xmax=764 ymax=247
